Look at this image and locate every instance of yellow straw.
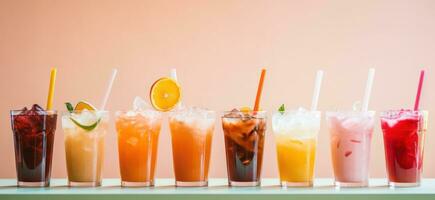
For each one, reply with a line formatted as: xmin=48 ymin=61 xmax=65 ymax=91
xmin=46 ymin=68 xmax=57 ymax=110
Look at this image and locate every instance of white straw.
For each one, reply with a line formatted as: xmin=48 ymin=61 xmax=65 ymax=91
xmin=361 ymin=68 xmax=375 ymax=112
xmin=170 ymin=68 xmax=178 ymax=81
xmin=310 ymin=70 xmax=324 ymax=111
xmin=100 ymin=69 xmax=118 ymax=110
xmin=169 ymin=68 xmax=182 ymax=108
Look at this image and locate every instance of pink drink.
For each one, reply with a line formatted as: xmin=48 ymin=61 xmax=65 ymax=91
xmin=380 ymin=110 xmax=427 ymax=187
xmin=326 ymin=111 xmax=374 ymax=187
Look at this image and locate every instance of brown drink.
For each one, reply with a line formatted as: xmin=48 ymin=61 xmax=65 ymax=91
xmin=222 ymin=110 xmax=266 ymax=186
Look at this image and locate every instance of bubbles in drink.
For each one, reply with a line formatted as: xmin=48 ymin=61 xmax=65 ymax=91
xmin=126 ymin=137 xmax=139 ymax=146
xmin=133 ymin=96 xmax=152 ymax=111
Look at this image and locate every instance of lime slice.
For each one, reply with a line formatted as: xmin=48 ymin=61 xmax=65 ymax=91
xmin=70 ymin=117 xmax=101 ymax=131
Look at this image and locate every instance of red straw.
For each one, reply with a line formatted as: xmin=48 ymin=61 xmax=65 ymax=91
xmin=413 ymin=70 xmax=425 ymax=110
xmin=253 ymin=69 xmax=266 ymax=111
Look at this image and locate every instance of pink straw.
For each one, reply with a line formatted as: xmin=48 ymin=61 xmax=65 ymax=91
xmin=413 ymin=70 xmax=425 ymax=110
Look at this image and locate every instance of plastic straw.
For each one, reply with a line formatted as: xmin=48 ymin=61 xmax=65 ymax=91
xmin=170 ymin=68 xmax=178 ymax=81
xmin=170 ymin=68 xmax=182 ymax=108
xmin=414 ymin=70 xmax=425 ymax=110
xmin=46 ymin=68 xmax=57 ymax=110
xmin=361 ymin=68 xmax=375 ymax=112
xmin=253 ymin=69 xmax=266 ymax=111
xmin=100 ymin=69 xmax=118 ymax=110
xmin=310 ymin=70 xmax=324 ymax=111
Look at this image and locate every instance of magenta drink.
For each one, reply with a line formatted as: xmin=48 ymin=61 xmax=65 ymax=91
xmin=326 ymin=111 xmax=374 ymax=187
xmin=11 ymin=104 xmax=57 ymax=187
xmin=380 ymin=110 xmax=427 ymax=187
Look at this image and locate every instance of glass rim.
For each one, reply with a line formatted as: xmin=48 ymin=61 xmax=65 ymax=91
xmin=168 ymin=109 xmax=216 ymax=114
xmin=272 ymin=110 xmax=321 ymax=115
xmin=222 ymin=110 xmax=267 ymax=118
xmin=380 ymin=109 xmax=428 ymax=117
xmin=115 ymin=110 xmax=163 ymax=116
xmin=325 ymin=110 xmax=375 ymax=115
xmin=115 ymin=110 xmax=161 ymax=113
xmin=10 ymin=110 xmax=57 ymax=115
xmin=222 ymin=110 xmax=267 ymax=114
xmin=61 ymin=110 xmax=109 ymax=115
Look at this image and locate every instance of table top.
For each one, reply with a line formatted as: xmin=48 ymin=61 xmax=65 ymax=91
xmin=0 ymin=178 xmax=434 ymax=200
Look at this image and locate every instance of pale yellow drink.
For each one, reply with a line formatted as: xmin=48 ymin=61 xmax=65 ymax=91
xmin=272 ymin=110 xmax=320 ymax=187
xmin=62 ymin=110 xmax=109 ymax=187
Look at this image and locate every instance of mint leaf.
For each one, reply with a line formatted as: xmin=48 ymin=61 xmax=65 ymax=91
xmin=65 ymin=102 xmax=74 ymax=113
xmin=278 ymin=104 xmax=285 ymax=114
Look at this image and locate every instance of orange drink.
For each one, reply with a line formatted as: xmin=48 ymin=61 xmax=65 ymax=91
xmin=116 ymin=109 xmax=162 ymax=187
xmin=272 ymin=109 xmax=320 ymax=187
xmin=169 ymin=107 xmax=215 ymax=187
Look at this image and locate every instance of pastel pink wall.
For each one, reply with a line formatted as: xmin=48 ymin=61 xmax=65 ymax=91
xmin=1 ymin=0 xmax=435 ymax=179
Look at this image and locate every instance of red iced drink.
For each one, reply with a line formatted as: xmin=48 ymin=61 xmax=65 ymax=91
xmin=11 ymin=104 xmax=57 ymax=187
xmin=380 ymin=110 xmax=427 ymax=187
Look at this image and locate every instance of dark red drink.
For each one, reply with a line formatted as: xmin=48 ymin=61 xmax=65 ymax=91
xmin=11 ymin=104 xmax=57 ymax=187
xmin=222 ymin=110 xmax=266 ymax=186
xmin=380 ymin=110 xmax=426 ymax=187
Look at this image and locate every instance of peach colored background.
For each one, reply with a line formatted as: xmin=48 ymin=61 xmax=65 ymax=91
xmin=1 ymin=0 xmax=435 ymax=179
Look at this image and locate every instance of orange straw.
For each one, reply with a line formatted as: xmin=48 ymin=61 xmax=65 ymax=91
xmin=253 ymin=69 xmax=266 ymax=111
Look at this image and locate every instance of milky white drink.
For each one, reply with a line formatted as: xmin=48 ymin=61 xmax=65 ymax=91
xmin=326 ymin=111 xmax=374 ymax=187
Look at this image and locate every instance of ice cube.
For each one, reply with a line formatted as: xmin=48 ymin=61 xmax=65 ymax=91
xmin=18 ymin=107 xmax=28 ymax=115
xmin=31 ymin=104 xmax=44 ymax=111
xmin=170 ymin=106 xmax=214 ymax=131
xmin=126 ymin=137 xmax=139 ymax=146
xmin=272 ymin=108 xmax=320 ymax=137
xmin=352 ymin=101 xmax=362 ymax=111
xmin=222 ymin=118 xmax=260 ymax=151
xmin=297 ymin=107 xmax=307 ymax=112
xmin=29 ymin=104 xmax=45 ymax=115
xmin=341 ymin=117 xmax=361 ymax=130
xmin=133 ymin=96 xmax=150 ymax=111
xmin=126 ymin=111 xmax=137 ymax=117
xmin=77 ymin=109 xmax=98 ymax=125
xmin=62 ymin=115 xmax=74 ymax=129
xmin=223 ymin=108 xmax=243 ymax=118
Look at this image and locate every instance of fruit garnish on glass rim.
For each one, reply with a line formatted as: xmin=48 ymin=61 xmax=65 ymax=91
xmin=278 ymin=104 xmax=285 ymax=114
xmin=75 ymin=100 xmax=97 ymax=111
xmin=65 ymin=101 xmax=101 ymax=131
xmin=150 ymin=77 xmax=181 ymax=112
xmin=240 ymin=107 xmax=251 ymax=113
